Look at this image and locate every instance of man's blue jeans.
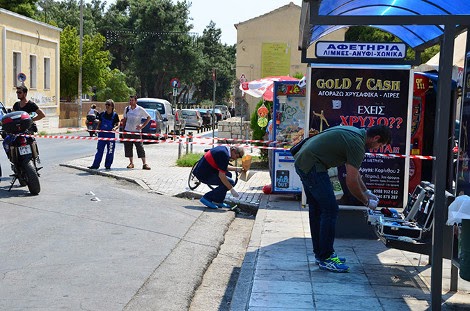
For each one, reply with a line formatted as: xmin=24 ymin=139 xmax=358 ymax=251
xmin=201 ymin=172 xmax=235 ymax=203
xmin=295 ymin=165 xmax=338 ymax=261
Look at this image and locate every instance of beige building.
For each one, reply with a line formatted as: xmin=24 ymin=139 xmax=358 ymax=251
xmin=235 ymin=2 xmax=346 ymax=115
xmin=0 ymin=8 xmax=61 ymax=130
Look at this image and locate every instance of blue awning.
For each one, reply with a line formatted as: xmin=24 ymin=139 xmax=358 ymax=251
xmin=304 ymin=0 xmax=470 ymax=50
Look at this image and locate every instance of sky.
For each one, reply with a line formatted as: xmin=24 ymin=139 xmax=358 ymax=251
xmin=180 ymin=0 xmax=303 ymax=45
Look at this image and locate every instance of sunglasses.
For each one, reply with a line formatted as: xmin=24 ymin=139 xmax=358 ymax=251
xmin=16 ymin=91 xmax=23 ymax=94
xmin=105 ymin=103 xmax=112 ymax=106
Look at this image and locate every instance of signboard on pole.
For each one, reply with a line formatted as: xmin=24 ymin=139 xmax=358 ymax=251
xmin=308 ymin=64 xmax=412 ymax=208
xmin=315 ymin=41 xmax=406 ymax=59
xmin=17 ymin=72 xmax=27 ymax=84
xmin=170 ymin=78 xmax=180 ymax=88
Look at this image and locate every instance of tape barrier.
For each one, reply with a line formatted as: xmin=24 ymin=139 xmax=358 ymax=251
xmin=15 ymin=129 xmax=436 ymax=160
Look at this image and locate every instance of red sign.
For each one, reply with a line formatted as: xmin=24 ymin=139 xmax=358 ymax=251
xmin=170 ymin=78 xmax=180 ymax=88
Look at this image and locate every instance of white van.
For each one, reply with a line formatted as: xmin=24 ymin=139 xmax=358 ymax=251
xmin=137 ymin=98 xmax=175 ymax=134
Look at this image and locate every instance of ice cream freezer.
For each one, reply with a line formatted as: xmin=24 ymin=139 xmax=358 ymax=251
xmin=270 ymin=81 xmax=306 ymax=194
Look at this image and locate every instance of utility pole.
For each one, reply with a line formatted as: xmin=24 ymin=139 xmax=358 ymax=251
xmin=212 ymin=68 xmax=216 ymax=145
xmin=78 ymin=0 xmax=83 ymax=128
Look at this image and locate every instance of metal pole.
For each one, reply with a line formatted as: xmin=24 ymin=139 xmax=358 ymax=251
xmin=178 ymin=138 xmax=182 ymax=159
xmin=430 ymin=25 xmax=455 ymax=311
xmin=212 ymin=68 xmax=216 ymax=146
xmin=78 ymin=0 xmax=83 ymax=128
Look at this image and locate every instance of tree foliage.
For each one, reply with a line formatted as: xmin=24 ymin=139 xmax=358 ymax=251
xmin=96 ymin=69 xmax=135 ymax=102
xmin=2 ymin=0 xmax=237 ymax=104
xmin=345 ymin=26 xmax=440 ymax=63
xmin=60 ymin=26 xmax=111 ymax=100
xmin=0 ymin=0 xmax=38 ymax=17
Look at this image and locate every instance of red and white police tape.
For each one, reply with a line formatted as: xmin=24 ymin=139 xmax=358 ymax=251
xmin=17 ymin=128 xmax=436 ymax=160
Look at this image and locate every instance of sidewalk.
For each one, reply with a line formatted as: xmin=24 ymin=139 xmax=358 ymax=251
xmin=62 ymin=134 xmax=470 ymax=310
xmin=230 ymin=195 xmax=470 ymax=311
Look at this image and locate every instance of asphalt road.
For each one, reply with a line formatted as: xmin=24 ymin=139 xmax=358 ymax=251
xmin=0 ymin=133 xmax=242 ymax=310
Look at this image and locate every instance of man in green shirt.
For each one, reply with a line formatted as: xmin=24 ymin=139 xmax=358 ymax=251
xmin=294 ymin=125 xmax=391 ymax=272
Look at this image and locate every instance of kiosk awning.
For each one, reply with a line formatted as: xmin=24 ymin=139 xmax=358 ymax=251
xmin=300 ymin=0 xmax=470 ymax=52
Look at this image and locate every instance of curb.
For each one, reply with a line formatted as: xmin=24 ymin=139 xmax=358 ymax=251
xmin=229 ymin=194 xmax=269 ymax=311
xmin=175 ymin=191 xmax=259 ymax=216
xmin=59 ymin=163 xmax=151 ymax=190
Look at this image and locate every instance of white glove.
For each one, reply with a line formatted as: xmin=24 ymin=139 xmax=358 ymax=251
xmin=230 ymin=188 xmax=239 ymax=197
xmin=366 ymin=198 xmax=379 ymax=210
xmin=365 ymin=190 xmax=379 ymax=201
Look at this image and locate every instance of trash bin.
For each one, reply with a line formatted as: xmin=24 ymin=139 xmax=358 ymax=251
xmin=460 ymin=219 xmax=470 ymax=281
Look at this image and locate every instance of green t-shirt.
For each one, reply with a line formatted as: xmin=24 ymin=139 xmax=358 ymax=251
xmin=294 ymin=126 xmax=366 ymax=174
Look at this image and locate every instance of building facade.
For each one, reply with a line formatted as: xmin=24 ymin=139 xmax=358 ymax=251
xmin=0 ymin=8 xmax=61 ymax=130
xmin=235 ymin=2 xmax=346 ymax=115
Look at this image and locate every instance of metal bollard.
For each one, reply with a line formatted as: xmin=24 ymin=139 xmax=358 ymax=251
xmin=178 ymin=138 xmax=182 ymax=159
xmin=188 ymin=131 xmax=194 ymax=153
xmin=185 ymin=136 xmax=189 ymax=154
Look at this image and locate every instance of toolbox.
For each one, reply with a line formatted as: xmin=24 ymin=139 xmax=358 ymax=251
xmin=378 ymin=218 xmax=423 ymax=239
xmin=371 ymin=181 xmax=453 ymax=243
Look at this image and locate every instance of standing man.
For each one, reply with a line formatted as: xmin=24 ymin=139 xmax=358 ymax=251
xmin=192 ymin=145 xmax=245 ymax=209
xmin=122 ymin=95 xmax=151 ymax=170
xmin=13 ymin=86 xmax=46 ymax=124
xmin=88 ymin=99 xmax=120 ymax=170
xmin=294 ymin=125 xmax=391 ymax=273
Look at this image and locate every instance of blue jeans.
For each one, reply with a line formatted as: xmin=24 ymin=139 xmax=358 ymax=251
xmin=201 ymin=172 xmax=235 ymax=203
xmin=295 ymin=165 xmax=338 ymax=260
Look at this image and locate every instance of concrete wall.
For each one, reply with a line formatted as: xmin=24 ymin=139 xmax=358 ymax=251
xmin=217 ymin=117 xmax=252 ymax=142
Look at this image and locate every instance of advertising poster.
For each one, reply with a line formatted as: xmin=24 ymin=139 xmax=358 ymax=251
xmin=271 ymin=81 xmax=306 ymax=193
xmin=309 ymin=65 xmax=411 ymax=208
xmin=456 ymin=52 xmax=470 ymax=196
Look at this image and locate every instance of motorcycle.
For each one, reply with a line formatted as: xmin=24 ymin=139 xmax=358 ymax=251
xmin=1 ymin=111 xmax=41 ymax=195
xmin=86 ymin=114 xmax=99 ymax=137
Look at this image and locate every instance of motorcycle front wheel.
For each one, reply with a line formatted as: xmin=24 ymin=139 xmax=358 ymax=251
xmin=24 ymin=160 xmax=40 ymax=195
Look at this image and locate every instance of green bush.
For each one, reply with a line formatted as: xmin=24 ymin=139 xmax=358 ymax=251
xmin=176 ymin=152 xmax=204 ymax=167
xmin=250 ymin=100 xmax=272 ymax=162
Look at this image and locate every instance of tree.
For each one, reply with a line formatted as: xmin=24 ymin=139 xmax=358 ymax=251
xmin=345 ymin=26 xmax=439 ymax=63
xmin=36 ymin=0 xmax=102 ymax=35
xmin=195 ymin=21 xmax=236 ymax=103
xmin=60 ymin=26 xmax=112 ymax=100
xmin=0 ymin=0 xmax=38 ymax=17
xmin=96 ymin=69 xmax=135 ymax=102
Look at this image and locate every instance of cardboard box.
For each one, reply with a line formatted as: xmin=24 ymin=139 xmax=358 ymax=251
xmin=239 ymin=155 xmax=254 ymax=182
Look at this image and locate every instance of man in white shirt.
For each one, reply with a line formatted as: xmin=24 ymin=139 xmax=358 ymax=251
xmin=122 ymin=95 xmax=151 ymax=170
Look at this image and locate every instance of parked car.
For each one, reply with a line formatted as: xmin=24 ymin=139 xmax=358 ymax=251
xmin=215 ymin=105 xmax=231 ymax=119
xmin=181 ymin=109 xmax=203 ymax=131
xmin=137 ymin=98 xmax=174 ymax=135
xmin=119 ymin=108 xmax=164 ymax=142
xmin=142 ymin=108 xmax=165 ymax=141
xmin=173 ymin=109 xmax=186 ymax=135
xmin=197 ymin=108 xmax=215 ymax=130
xmin=207 ymin=108 xmax=223 ymax=123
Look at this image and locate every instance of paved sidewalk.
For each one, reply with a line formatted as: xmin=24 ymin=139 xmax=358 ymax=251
xmin=230 ymin=195 xmax=470 ymax=311
xmin=61 ymin=133 xmax=470 ymax=310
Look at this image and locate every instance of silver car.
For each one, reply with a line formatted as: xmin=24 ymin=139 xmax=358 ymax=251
xmin=181 ymin=109 xmax=203 ymax=130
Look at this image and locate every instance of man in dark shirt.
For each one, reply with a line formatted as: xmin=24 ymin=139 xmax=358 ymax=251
xmin=294 ymin=125 xmax=391 ymax=273
xmin=13 ymin=86 xmax=46 ymax=123
xmin=193 ymin=145 xmax=245 ymax=209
